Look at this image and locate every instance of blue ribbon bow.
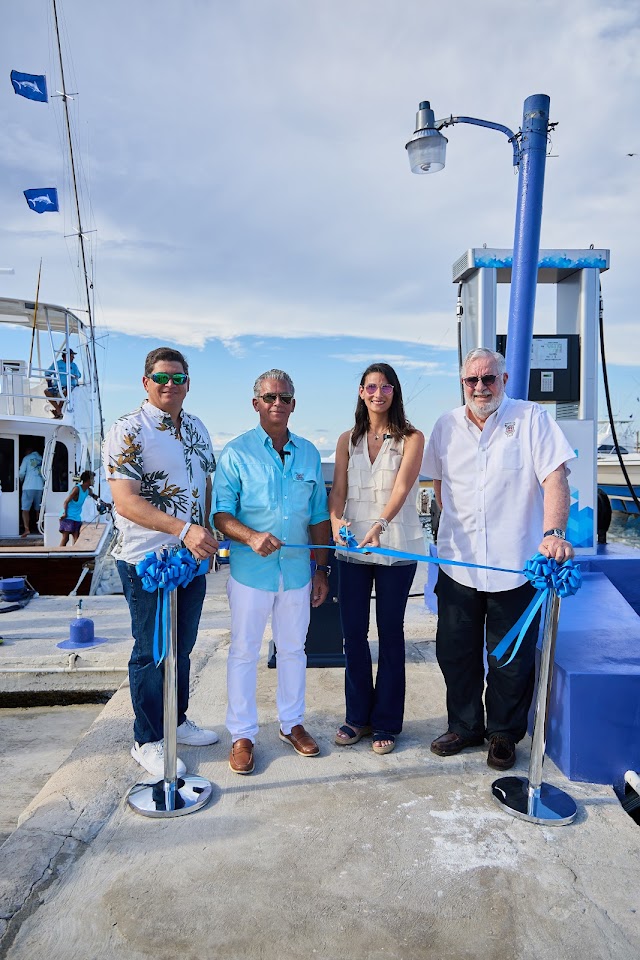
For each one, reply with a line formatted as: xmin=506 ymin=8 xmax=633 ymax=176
xmin=135 ymin=547 xmax=201 ymax=665
xmin=490 ymin=553 xmax=582 ymax=667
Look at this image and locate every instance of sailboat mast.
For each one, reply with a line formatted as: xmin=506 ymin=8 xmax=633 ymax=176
xmin=51 ymin=0 xmax=104 ymax=449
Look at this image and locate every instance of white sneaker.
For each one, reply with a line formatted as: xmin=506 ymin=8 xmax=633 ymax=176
xmin=176 ymin=717 xmax=220 ymax=746
xmin=131 ymin=740 xmax=187 ymax=778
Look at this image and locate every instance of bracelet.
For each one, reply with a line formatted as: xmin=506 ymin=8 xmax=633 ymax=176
xmin=178 ymin=521 xmax=192 ymax=541
xmin=375 ymin=517 xmax=389 ymax=533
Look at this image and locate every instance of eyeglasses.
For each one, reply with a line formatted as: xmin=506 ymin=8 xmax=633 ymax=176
xmin=259 ymin=392 xmax=293 ymax=405
xmin=364 ymin=383 xmax=394 ymax=396
xmin=462 ymin=375 xmax=499 ymax=388
xmin=149 ymin=372 xmax=188 ymax=385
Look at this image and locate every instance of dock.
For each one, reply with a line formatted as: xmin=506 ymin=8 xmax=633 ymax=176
xmin=1 ymin=567 xmax=639 ymax=959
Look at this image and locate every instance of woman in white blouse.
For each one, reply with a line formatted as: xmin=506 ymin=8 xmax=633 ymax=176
xmin=329 ymin=363 xmax=425 ymax=755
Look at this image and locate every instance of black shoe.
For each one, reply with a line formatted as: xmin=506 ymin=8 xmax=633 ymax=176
xmin=487 ymin=734 xmax=516 ymax=770
xmin=430 ymin=730 xmax=485 ymax=757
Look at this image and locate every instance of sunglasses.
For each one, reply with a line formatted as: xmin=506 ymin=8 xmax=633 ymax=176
xmin=462 ymin=375 xmax=499 ymax=388
xmin=363 ymin=383 xmax=394 ymax=396
xmin=259 ymin=392 xmax=293 ymax=404
xmin=149 ymin=372 xmax=188 ymax=385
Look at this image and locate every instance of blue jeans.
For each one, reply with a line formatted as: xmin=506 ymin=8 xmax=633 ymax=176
xmin=338 ymin=559 xmax=417 ymax=736
xmin=117 ymin=561 xmax=207 ymax=745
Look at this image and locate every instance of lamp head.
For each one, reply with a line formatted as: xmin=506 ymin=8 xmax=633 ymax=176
xmin=405 ymin=100 xmax=447 ymax=174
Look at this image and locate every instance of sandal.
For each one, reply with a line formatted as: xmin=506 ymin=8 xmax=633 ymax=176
xmin=334 ymin=723 xmax=372 ymax=746
xmin=372 ymin=732 xmax=396 ymax=755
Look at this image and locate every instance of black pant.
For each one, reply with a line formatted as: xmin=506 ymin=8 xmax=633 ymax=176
xmin=435 ymin=569 xmax=540 ymax=743
xmin=338 ymin=560 xmax=416 ymax=735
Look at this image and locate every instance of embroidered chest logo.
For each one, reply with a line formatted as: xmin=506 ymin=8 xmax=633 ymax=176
xmin=294 ymin=472 xmax=305 ymax=481
xmin=504 ymin=421 xmax=516 ymax=438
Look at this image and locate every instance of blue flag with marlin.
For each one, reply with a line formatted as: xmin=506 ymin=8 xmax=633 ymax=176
xmin=10 ymin=70 xmax=48 ymax=103
xmin=23 ymin=188 xmax=59 ymax=214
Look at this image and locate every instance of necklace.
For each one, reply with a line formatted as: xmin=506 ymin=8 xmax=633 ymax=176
xmin=371 ymin=427 xmax=389 ymax=441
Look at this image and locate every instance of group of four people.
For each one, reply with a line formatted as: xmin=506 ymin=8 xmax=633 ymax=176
xmin=103 ymin=346 xmax=574 ymax=780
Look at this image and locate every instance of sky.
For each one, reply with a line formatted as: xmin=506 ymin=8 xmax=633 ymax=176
xmin=1 ymin=0 xmax=639 ymax=452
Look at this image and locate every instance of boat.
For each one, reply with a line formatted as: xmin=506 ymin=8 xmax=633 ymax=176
xmin=0 ymin=0 xmax=113 ymax=596
xmin=0 ymin=297 xmax=113 ymax=595
xmin=596 ymin=425 xmax=640 ymax=515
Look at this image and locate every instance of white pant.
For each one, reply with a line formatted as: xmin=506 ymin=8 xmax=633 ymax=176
xmin=226 ymin=575 xmax=311 ymax=742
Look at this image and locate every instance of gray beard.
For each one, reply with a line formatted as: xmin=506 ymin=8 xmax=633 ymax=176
xmin=467 ymin=391 xmax=504 ymax=421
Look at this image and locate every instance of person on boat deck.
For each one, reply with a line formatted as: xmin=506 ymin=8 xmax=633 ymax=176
xmin=19 ymin=446 xmax=44 ymax=537
xmin=45 ymin=348 xmax=81 ymax=419
xmin=59 ymin=470 xmax=100 ymax=546
xmin=329 ymin=363 xmax=425 ymax=756
xmin=213 ymin=369 xmax=330 ymax=776
xmin=103 ymin=347 xmax=219 ymax=780
xmin=424 ymin=347 xmax=575 ymax=771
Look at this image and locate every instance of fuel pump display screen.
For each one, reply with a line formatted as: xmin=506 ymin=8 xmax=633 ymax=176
xmin=496 ymin=334 xmax=580 ymax=403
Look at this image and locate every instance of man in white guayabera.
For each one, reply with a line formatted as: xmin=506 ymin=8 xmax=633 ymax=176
xmin=424 ymin=347 xmax=575 ymax=772
xmin=103 ymin=347 xmax=218 ymax=779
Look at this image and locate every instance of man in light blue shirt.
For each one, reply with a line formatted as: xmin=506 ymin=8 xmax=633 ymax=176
xmin=45 ymin=348 xmax=82 ymax=419
xmin=19 ymin=446 xmax=44 ymax=537
xmin=213 ymin=369 xmax=330 ymax=774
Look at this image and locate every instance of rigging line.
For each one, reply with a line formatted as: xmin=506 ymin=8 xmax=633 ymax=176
xmin=51 ymin=0 xmax=104 ymax=442
xmin=598 ymin=279 xmax=640 ymax=513
xmin=28 ymin=260 xmax=43 ymax=372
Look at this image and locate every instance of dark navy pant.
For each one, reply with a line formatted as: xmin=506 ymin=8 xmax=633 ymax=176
xmin=435 ymin=569 xmax=540 ymax=743
xmin=338 ymin=559 xmax=416 ymax=736
xmin=117 ymin=561 xmax=206 ymax=745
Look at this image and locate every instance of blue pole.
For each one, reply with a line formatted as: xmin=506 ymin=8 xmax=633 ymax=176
xmin=504 ymin=94 xmax=550 ymax=400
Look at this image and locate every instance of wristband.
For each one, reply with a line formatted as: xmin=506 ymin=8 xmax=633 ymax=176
xmin=375 ymin=518 xmax=389 ymax=533
xmin=179 ymin=521 xmax=192 ymax=542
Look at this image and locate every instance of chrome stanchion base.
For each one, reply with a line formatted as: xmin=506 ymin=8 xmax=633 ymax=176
xmin=127 ymin=775 xmax=213 ymax=818
xmin=491 ymin=775 xmax=577 ymax=825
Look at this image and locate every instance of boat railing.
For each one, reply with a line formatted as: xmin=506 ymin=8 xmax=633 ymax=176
xmin=0 ymin=357 xmax=93 ymax=420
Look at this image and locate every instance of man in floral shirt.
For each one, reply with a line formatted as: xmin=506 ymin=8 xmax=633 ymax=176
xmin=103 ymin=347 xmax=219 ymax=778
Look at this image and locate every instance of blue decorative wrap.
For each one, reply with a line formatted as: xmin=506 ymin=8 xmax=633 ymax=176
xmin=135 ymin=547 xmax=202 ymax=666
xmin=490 ymin=553 xmax=582 ymax=667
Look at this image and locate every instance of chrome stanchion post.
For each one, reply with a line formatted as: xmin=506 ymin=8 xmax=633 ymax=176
xmin=162 ymin=589 xmax=179 ymax=811
xmin=492 ymin=592 xmax=578 ymax=825
xmin=127 ymin=565 xmax=214 ymax=819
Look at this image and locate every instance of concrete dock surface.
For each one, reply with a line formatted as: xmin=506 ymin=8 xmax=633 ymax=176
xmin=1 ymin=567 xmax=639 ymax=959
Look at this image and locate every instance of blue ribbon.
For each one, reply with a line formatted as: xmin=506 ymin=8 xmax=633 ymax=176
xmin=135 ymin=547 xmax=202 ymax=665
xmin=285 ymin=526 xmax=520 ymax=575
xmin=490 ymin=553 xmax=582 ymax=667
xmin=284 ymin=530 xmax=582 ymax=667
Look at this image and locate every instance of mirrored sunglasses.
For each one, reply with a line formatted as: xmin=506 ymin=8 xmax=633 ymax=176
xmin=150 ymin=372 xmax=188 ymax=385
xmin=364 ymin=383 xmax=394 ymax=396
xmin=259 ymin=392 xmax=293 ymax=404
xmin=462 ymin=375 xmax=499 ymax=388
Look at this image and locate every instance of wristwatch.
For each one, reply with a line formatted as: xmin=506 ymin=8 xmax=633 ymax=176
xmin=543 ymin=528 xmax=566 ymax=539
xmin=315 ymin=564 xmax=332 ymax=575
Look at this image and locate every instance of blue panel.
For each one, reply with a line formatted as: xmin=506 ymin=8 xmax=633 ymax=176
xmin=424 ymin=542 xmax=438 ymax=614
xmin=535 ymin=570 xmax=640 ymax=783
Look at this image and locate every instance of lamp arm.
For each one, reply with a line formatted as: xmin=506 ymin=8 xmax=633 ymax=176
xmin=435 ymin=115 xmax=520 ymax=165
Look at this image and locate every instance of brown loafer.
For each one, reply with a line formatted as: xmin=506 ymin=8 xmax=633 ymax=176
xmin=487 ymin=734 xmax=516 ymax=770
xmin=229 ymin=738 xmax=255 ymax=774
xmin=430 ymin=730 xmax=485 ymax=757
xmin=279 ymin=724 xmax=320 ymax=756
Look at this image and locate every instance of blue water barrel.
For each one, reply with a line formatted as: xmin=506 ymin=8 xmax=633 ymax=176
xmin=0 ymin=577 xmax=26 ymax=601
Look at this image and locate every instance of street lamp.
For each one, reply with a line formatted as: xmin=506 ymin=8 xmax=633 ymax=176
xmin=406 ymin=94 xmax=553 ymax=401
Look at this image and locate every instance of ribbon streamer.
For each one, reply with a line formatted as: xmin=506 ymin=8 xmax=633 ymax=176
xmin=135 ymin=547 xmax=202 ymax=665
xmin=490 ymin=553 xmax=582 ymax=667
xmin=283 ymin=532 xmax=582 ymax=666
